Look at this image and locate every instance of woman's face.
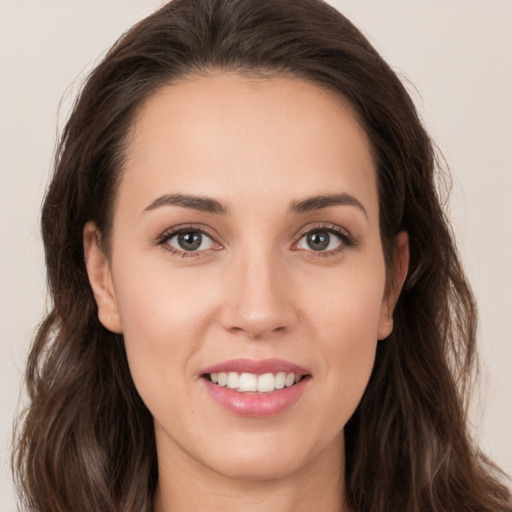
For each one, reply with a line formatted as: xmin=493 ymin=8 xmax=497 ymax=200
xmin=86 ymin=72 xmax=405 ymax=481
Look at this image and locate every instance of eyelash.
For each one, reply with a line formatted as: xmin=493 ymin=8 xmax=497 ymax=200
xmin=155 ymin=222 xmax=357 ymax=259
xmin=155 ymin=224 xmax=220 ymax=258
xmin=293 ymin=223 xmax=357 ymax=258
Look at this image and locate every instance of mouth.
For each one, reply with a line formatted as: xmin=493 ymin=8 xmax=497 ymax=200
xmin=199 ymin=358 xmax=311 ymax=416
xmin=203 ymin=371 xmax=308 ymax=393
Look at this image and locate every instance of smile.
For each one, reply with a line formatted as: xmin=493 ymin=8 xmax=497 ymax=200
xmin=200 ymin=359 xmax=311 ymax=417
xmin=207 ymin=371 xmax=304 ymax=393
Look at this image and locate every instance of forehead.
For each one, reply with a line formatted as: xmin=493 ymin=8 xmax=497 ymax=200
xmin=119 ymin=72 xmax=377 ymax=220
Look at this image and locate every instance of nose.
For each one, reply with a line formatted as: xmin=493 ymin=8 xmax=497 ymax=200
xmin=220 ymin=248 xmax=298 ymax=340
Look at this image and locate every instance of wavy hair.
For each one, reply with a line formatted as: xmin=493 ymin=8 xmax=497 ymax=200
xmin=13 ymin=0 xmax=511 ymax=510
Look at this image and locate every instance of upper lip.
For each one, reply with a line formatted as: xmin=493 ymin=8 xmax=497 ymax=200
xmin=200 ymin=358 xmax=309 ymax=376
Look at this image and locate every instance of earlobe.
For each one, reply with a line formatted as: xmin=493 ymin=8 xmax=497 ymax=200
xmin=83 ymin=222 xmax=123 ymax=333
xmin=377 ymin=231 xmax=409 ymax=340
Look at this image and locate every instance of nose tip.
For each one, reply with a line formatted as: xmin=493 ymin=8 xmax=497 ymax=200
xmin=228 ymin=317 xmax=289 ymax=339
xmin=220 ymin=256 xmax=298 ymax=340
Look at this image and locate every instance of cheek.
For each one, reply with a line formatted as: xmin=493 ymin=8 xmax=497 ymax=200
xmin=110 ymin=256 xmax=219 ymax=409
xmin=113 ymin=252 xmax=218 ymax=341
xmin=306 ymin=259 xmax=385 ymax=417
xmin=320 ymin=300 xmax=379 ymax=393
xmin=309 ymin=255 xmax=386 ymax=344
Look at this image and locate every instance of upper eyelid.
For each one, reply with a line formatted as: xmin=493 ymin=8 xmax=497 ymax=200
xmin=296 ymin=222 xmax=351 ymax=239
xmin=156 ymin=224 xmax=219 ymax=244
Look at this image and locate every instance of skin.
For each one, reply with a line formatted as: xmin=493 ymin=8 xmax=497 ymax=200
xmin=84 ymin=72 xmax=408 ymax=512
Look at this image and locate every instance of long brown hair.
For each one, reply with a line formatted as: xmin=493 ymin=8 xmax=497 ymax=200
xmin=13 ymin=1 xmax=511 ymax=511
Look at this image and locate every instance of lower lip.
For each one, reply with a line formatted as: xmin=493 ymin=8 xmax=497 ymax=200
xmin=203 ymin=377 xmax=309 ymax=417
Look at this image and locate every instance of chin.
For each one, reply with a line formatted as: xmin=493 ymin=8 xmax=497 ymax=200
xmin=199 ymin=430 xmax=338 ymax=482
xmin=209 ymin=452 xmax=307 ymax=482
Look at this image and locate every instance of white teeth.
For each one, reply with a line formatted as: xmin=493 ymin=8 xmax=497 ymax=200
xmin=285 ymin=373 xmax=295 ymax=387
xmin=227 ymin=372 xmax=239 ymax=389
xmin=257 ymin=373 xmax=275 ymax=393
xmin=275 ymin=372 xmax=286 ymax=389
xmin=208 ymin=371 xmax=304 ymax=393
xmin=238 ymin=373 xmax=257 ymax=392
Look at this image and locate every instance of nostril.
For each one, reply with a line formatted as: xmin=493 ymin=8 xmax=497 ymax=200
xmin=228 ymin=324 xmax=289 ymax=339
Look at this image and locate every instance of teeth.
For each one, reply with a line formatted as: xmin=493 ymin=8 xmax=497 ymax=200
xmin=217 ymin=372 xmax=227 ymax=387
xmin=257 ymin=373 xmax=275 ymax=393
xmin=275 ymin=372 xmax=286 ymax=389
xmin=209 ymin=371 xmax=303 ymax=393
xmin=238 ymin=373 xmax=257 ymax=392
xmin=284 ymin=373 xmax=295 ymax=387
xmin=227 ymin=372 xmax=239 ymax=389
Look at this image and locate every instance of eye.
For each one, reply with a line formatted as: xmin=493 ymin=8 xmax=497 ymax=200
xmin=159 ymin=227 xmax=221 ymax=256
xmin=297 ymin=230 xmax=341 ymax=252
xmin=293 ymin=225 xmax=355 ymax=255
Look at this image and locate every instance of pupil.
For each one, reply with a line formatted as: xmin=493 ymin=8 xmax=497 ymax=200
xmin=178 ymin=231 xmax=202 ymax=250
xmin=307 ymin=231 xmax=329 ymax=251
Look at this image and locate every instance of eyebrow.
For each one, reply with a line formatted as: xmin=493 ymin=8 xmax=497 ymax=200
xmin=142 ymin=193 xmax=228 ymax=215
xmin=290 ymin=193 xmax=368 ymax=218
xmin=142 ymin=192 xmax=367 ymax=218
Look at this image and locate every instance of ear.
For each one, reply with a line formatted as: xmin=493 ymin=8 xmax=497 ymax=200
xmin=377 ymin=231 xmax=409 ymax=340
xmin=83 ymin=221 xmax=123 ymax=333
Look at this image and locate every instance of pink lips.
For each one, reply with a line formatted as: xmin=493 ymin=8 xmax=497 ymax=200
xmin=201 ymin=358 xmax=309 ymax=376
xmin=200 ymin=358 xmax=310 ymax=417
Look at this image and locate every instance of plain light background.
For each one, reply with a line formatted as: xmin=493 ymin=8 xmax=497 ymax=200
xmin=1 ymin=1 xmax=511 ymax=509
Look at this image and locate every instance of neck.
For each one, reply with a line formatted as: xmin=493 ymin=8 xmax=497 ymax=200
xmin=153 ymin=431 xmax=347 ymax=512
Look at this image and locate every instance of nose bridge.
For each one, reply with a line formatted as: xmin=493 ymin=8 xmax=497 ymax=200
xmin=221 ymin=239 xmax=297 ymax=339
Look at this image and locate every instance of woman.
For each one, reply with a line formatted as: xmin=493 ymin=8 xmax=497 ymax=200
xmin=12 ymin=0 xmax=511 ymax=511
